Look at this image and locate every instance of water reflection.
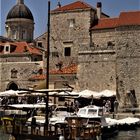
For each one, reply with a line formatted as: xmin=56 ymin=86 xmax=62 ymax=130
xmin=0 ymin=128 xmax=9 ymax=140
xmin=0 ymin=127 xmax=140 ymax=140
xmin=108 ymin=128 xmax=140 ymax=140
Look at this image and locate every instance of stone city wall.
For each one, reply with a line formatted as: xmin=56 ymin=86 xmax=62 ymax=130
xmin=77 ymin=49 xmax=116 ymax=92
xmin=116 ymin=26 xmax=140 ymax=107
xmin=0 ymin=62 xmax=42 ymax=91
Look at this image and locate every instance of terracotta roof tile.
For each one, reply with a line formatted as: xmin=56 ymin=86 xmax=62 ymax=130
xmin=92 ymin=18 xmax=118 ymax=29
xmin=92 ymin=11 xmax=140 ymax=30
xmin=30 ymin=64 xmax=77 ymax=80
xmin=0 ymin=42 xmax=42 ymax=55
xmin=52 ymin=1 xmax=93 ymax=12
xmin=118 ymin=11 xmax=140 ymax=26
xmin=50 ymin=64 xmax=77 ymax=74
xmin=30 ymin=75 xmax=46 ymax=80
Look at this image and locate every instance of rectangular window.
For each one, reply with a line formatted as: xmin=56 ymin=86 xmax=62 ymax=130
xmin=6 ymin=46 xmax=9 ymax=52
xmin=64 ymin=47 xmax=71 ymax=56
xmin=58 ymin=97 xmax=65 ymax=102
xmin=37 ymin=42 xmax=43 ymax=48
xmin=68 ymin=19 xmax=75 ymax=28
xmin=51 ymin=51 xmax=59 ymax=57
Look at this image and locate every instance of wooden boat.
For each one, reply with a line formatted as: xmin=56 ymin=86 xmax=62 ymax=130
xmin=0 ymin=103 xmax=101 ymax=140
xmin=1 ymin=113 xmax=101 ymax=140
xmin=77 ymin=105 xmax=118 ymax=138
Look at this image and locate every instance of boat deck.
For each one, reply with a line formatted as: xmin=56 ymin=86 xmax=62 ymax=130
xmin=1 ymin=116 xmax=101 ymax=140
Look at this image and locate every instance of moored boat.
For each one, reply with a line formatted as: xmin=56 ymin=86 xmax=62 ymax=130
xmin=77 ymin=105 xmax=118 ymax=138
xmin=106 ymin=117 xmax=140 ymax=130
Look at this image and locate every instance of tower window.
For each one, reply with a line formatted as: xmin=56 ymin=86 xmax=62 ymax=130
xmin=22 ymin=30 xmax=26 ymax=40
xmin=64 ymin=47 xmax=71 ymax=56
xmin=68 ymin=19 xmax=75 ymax=28
xmin=12 ymin=30 xmax=16 ymax=39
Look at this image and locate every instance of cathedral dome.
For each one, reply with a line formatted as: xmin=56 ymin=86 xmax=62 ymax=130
xmin=6 ymin=2 xmax=34 ymax=21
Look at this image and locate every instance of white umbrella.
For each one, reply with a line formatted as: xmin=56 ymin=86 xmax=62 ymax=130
xmin=8 ymin=102 xmax=54 ymax=109
xmin=78 ymin=90 xmax=99 ymax=99
xmin=0 ymin=90 xmax=28 ymax=97
xmin=49 ymin=91 xmax=79 ymax=97
xmin=99 ymin=90 xmax=116 ymax=97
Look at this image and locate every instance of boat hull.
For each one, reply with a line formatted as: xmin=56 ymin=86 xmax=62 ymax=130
xmin=101 ymin=124 xmax=118 ymax=138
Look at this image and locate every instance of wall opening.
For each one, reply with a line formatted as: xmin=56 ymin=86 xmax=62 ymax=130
xmin=7 ymin=82 xmax=18 ymax=90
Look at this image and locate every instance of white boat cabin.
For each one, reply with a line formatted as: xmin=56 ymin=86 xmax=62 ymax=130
xmin=77 ymin=105 xmax=104 ymax=118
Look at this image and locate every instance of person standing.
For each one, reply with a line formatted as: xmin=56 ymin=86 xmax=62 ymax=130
xmin=114 ymin=99 xmax=119 ymax=114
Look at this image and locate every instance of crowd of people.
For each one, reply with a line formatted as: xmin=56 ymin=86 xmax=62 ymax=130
xmin=0 ymin=96 xmax=120 ymax=115
xmin=103 ymin=99 xmax=119 ymax=114
xmin=0 ymin=96 xmax=46 ymax=106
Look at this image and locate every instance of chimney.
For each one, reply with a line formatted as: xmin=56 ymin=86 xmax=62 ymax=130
xmin=57 ymin=1 xmax=61 ymax=8
xmin=17 ymin=0 xmax=24 ymax=4
xmin=96 ymin=2 xmax=102 ymax=19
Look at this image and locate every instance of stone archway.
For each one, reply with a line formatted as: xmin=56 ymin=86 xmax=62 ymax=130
xmin=7 ymin=82 xmax=18 ymax=90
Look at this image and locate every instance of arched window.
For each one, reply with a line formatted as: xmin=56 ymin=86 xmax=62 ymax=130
xmin=22 ymin=30 xmax=26 ymax=40
xmin=12 ymin=29 xmax=16 ymax=39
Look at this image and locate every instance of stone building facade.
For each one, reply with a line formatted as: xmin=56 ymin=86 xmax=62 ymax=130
xmin=34 ymin=32 xmax=47 ymax=50
xmin=49 ymin=1 xmax=108 ymax=70
xmin=0 ymin=41 xmax=43 ymax=91
xmin=1 ymin=0 xmax=139 ymax=107
xmin=0 ymin=0 xmax=44 ymax=92
xmin=116 ymin=25 xmax=140 ymax=106
xmin=33 ymin=1 xmax=109 ymax=93
xmin=46 ymin=1 xmax=140 ymax=107
xmin=78 ymin=11 xmax=140 ymax=107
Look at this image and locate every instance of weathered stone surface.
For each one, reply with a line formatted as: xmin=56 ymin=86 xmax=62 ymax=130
xmin=49 ymin=10 xmax=95 ymax=68
xmin=0 ymin=61 xmax=43 ymax=91
xmin=77 ymin=26 xmax=140 ymax=107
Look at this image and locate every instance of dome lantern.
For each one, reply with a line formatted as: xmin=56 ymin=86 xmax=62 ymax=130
xmin=17 ymin=0 xmax=24 ymax=4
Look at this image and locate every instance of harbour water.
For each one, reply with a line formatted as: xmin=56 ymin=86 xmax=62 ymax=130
xmin=0 ymin=128 xmax=140 ymax=140
xmin=108 ymin=128 xmax=140 ymax=140
xmin=0 ymin=127 xmax=10 ymax=140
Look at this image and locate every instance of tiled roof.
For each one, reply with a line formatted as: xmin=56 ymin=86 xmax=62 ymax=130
xmin=30 ymin=64 xmax=77 ymax=80
xmin=52 ymin=1 xmax=94 ymax=12
xmin=30 ymin=74 xmax=46 ymax=80
xmin=92 ymin=18 xmax=118 ymax=29
xmin=118 ymin=11 xmax=140 ymax=26
xmin=0 ymin=42 xmax=42 ymax=55
xmin=92 ymin=11 xmax=140 ymax=30
xmin=50 ymin=64 xmax=77 ymax=74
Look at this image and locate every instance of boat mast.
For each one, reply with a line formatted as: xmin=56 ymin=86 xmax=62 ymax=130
xmin=44 ymin=0 xmax=50 ymax=135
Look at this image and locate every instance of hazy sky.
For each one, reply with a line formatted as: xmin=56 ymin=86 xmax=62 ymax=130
xmin=0 ymin=0 xmax=140 ymax=38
